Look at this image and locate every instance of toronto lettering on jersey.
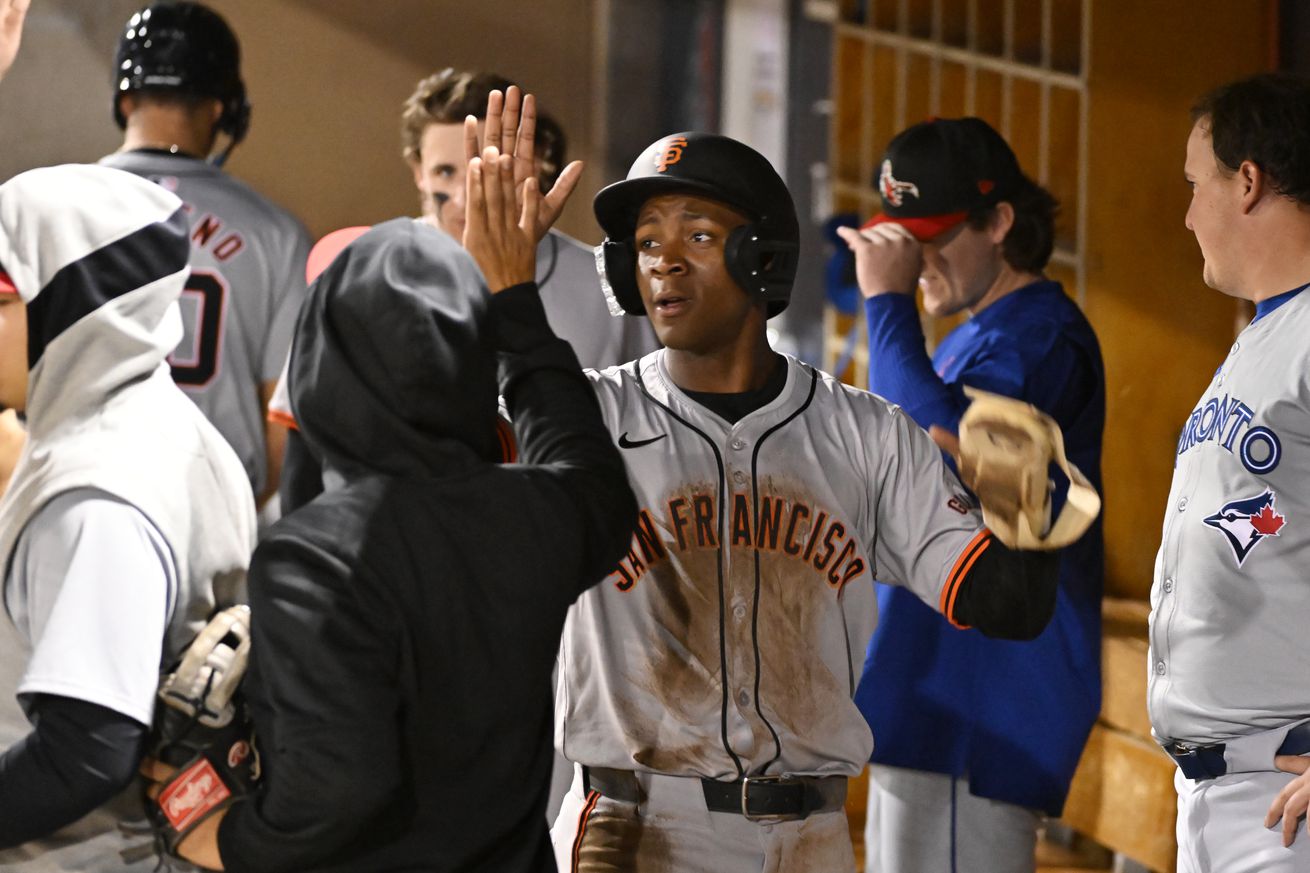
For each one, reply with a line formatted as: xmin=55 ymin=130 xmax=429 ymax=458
xmin=607 ymin=492 xmax=868 ymax=592
xmin=1175 ymin=392 xmax=1282 ymax=475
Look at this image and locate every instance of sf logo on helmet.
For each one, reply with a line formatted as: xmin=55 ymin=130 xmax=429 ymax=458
xmin=879 ymin=160 xmax=920 ymax=207
xmin=655 ymin=136 xmax=689 ymax=173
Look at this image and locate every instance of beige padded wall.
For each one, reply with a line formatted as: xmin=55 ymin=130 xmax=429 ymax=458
xmin=1085 ymin=0 xmax=1271 ymax=599
xmin=0 ymin=1 xmax=602 ymax=242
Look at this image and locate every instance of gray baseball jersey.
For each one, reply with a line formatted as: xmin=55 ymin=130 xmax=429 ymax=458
xmin=557 ymin=351 xmax=987 ymax=778
xmin=100 ymin=151 xmax=310 ymax=498
xmin=1149 ymin=287 xmax=1310 ymax=745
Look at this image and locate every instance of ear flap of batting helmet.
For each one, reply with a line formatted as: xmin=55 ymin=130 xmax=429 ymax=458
xmin=597 ymin=239 xmax=643 ymax=316
xmin=113 ymin=3 xmax=251 ymax=148
xmin=593 ymin=132 xmax=799 ymax=318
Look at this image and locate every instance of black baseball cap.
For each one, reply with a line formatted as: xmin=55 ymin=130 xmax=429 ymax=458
xmin=864 ymin=117 xmax=1023 ymax=241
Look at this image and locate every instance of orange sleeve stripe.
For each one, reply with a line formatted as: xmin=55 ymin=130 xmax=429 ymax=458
xmin=570 ymin=789 xmax=601 ymax=872
xmin=495 ymin=418 xmax=518 ymax=463
xmin=939 ymin=529 xmax=993 ymax=629
xmin=267 ymin=409 xmax=298 ymax=431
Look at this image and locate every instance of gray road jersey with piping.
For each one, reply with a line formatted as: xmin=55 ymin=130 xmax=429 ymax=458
xmin=1149 ymin=290 xmax=1310 ymax=745
xmin=557 ymin=351 xmax=986 ymax=779
xmin=100 ymin=151 xmax=310 ymax=497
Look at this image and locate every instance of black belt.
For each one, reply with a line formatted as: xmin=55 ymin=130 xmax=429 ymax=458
xmin=583 ymin=767 xmax=847 ymax=823
xmin=701 ymin=775 xmax=847 ymax=822
xmin=1165 ymin=722 xmax=1310 ymax=781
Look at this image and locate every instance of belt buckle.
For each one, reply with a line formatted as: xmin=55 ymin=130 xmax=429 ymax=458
xmin=740 ymin=774 xmax=802 ymax=823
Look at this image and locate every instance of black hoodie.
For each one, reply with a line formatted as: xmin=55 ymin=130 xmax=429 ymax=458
xmin=218 ymin=219 xmax=636 ymax=872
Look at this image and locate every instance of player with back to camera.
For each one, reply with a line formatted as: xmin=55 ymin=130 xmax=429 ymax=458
xmin=103 ymin=1 xmax=310 ymax=512
xmin=837 ymin=117 xmax=1105 ymax=873
xmin=1151 ymin=72 xmax=1310 ymax=873
xmin=546 ymin=125 xmax=1093 ymax=871
xmin=0 ymin=164 xmax=255 ymax=871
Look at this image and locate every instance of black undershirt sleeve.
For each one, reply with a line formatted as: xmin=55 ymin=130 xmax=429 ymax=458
xmin=0 ymin=694 xmax=148 ymax=848
xmin=948 ymin=538 xmax=1061 ymax=640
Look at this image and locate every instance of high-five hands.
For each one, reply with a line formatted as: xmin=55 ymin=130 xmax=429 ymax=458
xmin=463 ymin=86 xmax=583 ymax=244
xmin=464 ymin=146 xmax=539 ymax=294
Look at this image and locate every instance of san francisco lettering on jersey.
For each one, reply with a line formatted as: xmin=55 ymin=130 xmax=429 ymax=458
xmin=607 ymin=493 xmax=868 ymax=592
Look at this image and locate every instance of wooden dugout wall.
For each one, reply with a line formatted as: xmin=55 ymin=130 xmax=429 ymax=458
xmin=824 ymin=1 xmax=1273 ymax=868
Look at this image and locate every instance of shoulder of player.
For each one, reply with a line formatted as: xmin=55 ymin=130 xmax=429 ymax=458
xmin=16 ymin=487 xmax=161 ymax=564
xmin=544 ymin=227 xmax=593 ymax=256
xmin=538 ymin=228 xmax=600 ymax=288
xmin=811 ymin=363 xmax=899 ymax=413
xmin=962 ymin=294 xmax=1097 ymax=369
xmin=112 ymin=156 xmax=309 ymax=243
xmin=204 ymin=175 xmax=309 ymax=240
xmin=253 ymin=491 xmax=375 ymax=589
xmin=585 ymin=353 xmax=651 ymax=390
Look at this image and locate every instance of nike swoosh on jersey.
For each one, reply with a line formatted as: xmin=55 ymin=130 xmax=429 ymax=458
xmin=617 ymin=432 xmax=667 ymax=449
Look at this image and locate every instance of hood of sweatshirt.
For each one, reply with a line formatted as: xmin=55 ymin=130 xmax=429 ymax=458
xmin=290 ymin=218 xmax=500 ymax=480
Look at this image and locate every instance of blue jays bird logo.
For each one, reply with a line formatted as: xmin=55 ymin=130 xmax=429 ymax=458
xmin=1203 ymin=489 xmax=1286 ymax=566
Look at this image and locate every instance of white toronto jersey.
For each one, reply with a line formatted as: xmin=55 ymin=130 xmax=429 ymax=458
xmin=100 ymin=151 xmax=310 ymax=498
xmin=1149 ymin=289 xmax=1310 ymax=744
xmin=559 ymin=352 xmax=987 ymax=779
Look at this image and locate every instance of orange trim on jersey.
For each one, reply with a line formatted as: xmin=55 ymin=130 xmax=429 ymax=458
xmin=571 ymin=789 xmax=601 ymax=873
xmin=495 ymin=417 xmax=518 ymax=463
xmin=938 ymin=529 xmax=993 ymax=629
xmin=267 ymin=408 xmax=298 ymax=431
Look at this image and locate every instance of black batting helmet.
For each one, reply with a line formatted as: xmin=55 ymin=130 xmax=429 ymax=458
xmin=594 ymin=132 xmax=799 ymax=317
xmin=112 ymin=2 xmax=250 ymax=147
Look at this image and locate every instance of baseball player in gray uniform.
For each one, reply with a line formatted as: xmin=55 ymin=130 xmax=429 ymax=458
xmin=549 ymin=131 xmax=1067 ymax=872
xmin=1152 ymin=72 xmax=1310 ymax=872
xmin=102 ymin=2 xmax=309 ymax=509
xmin=0 ymin=164 xmax=255 ymax=871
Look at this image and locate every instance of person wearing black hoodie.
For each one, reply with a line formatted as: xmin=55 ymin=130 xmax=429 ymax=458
xmin=172 ymin=149 xmax=637 ymax=871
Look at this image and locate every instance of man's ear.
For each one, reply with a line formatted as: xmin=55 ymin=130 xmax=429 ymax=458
xmin=988 ymin=201 xmax=1016 ymax=245
xmin=407 ymin=156 xmax=425 ymax=191
xmin=117 ymin=92 xmax=138 ymax=120
xmin=1237 ymin=159 xmax=1265 ymax=215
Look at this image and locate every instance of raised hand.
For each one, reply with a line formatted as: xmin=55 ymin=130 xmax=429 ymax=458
xmin=463 ymin=87 xmax=584 ymax=244
xmin=464 ymin=146 xmax=540 ymax=293
xmin=836 ymin=222 xmax=923 ymax=299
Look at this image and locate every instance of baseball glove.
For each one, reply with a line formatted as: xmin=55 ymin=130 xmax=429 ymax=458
xmin=957 ymin=387 xmax=1101 ymax=550
xmin=146 ymin=604 xmax=261 ymax=859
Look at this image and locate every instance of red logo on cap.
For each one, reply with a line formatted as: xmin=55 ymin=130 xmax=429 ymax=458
xmin=879 ymin=160 xmax=920 ymax=207
xmin=655 ymin=137 xmax=689 ymax=173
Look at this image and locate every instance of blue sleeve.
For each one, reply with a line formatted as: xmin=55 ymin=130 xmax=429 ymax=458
xmin=865 ymin=295 xmax=1022 ymax=434
xmin=864 ymin=294 xmax=962 ymax=431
